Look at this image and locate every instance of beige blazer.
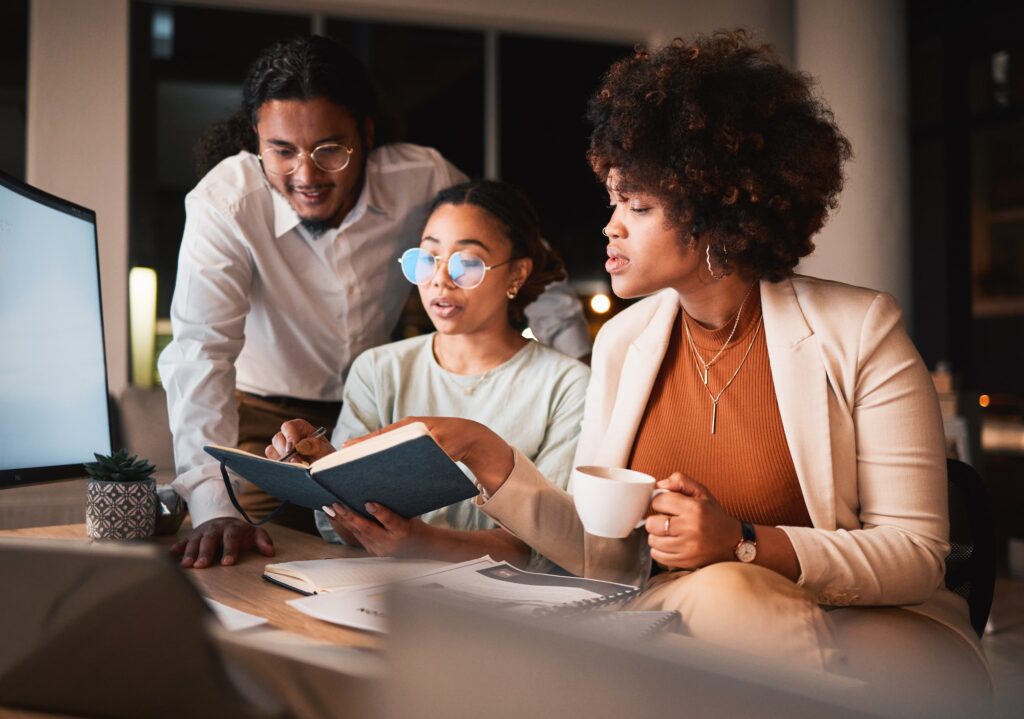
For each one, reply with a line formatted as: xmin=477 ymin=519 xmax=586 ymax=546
xmin=481 ymin=275 xmax=978 ymax=651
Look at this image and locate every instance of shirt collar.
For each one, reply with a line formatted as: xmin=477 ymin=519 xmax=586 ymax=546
xmin=268 ymin=152 xmax=390 ymax=240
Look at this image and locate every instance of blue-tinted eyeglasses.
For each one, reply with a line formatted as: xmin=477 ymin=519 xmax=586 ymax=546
xmin=398 ymin=248 xmax=514 ymax=290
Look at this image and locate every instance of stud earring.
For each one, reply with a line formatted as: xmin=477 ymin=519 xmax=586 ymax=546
xmin=506 ymin=285 xmax=519 ymax=300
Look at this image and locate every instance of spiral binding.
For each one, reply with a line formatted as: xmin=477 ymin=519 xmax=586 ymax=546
xmin=573 ymin=610 xmax=681 ymax=640
xmin=531 ymin=586 xmax=640 ymax=617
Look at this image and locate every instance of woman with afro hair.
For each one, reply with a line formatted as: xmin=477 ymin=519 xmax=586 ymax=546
xmin=283 ymin=30 xmax=989 ymax=712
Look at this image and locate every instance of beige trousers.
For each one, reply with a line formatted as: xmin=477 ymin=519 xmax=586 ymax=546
xmin=628 ymin=563 xmax=992 ymax=717
xmin=233 ymin=391 xmax=341 ymax=535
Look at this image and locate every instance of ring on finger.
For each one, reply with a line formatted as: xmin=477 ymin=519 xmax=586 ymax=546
xmin=663 ymin=517 xmax=671 ymax=536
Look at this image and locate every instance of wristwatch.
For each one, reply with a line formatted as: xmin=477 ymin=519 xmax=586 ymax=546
xmin=734 ymin=522 xmax=757 ymax=563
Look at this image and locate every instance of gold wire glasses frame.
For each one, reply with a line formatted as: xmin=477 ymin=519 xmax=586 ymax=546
xmin=397 ymin=248 xmax=515 ymax=290
xmin=257 ymin=143 xmax=354 ymax=175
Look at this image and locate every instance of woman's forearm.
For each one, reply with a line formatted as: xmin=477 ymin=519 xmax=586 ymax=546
xmin=749 ymin=525 xmax=801 ymax=582
xmin=416 ymin=525 xmax=531 ymax=567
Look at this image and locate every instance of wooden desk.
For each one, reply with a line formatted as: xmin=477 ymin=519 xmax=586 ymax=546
xmin=0 ymin=523 xmax=379 ymax=650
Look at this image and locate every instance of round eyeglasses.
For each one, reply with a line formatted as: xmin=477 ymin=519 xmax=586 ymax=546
xmin=257 ymin=143 xmax=354 ymax=175
xmin=398 ymin=248 xmax=515 ymax=290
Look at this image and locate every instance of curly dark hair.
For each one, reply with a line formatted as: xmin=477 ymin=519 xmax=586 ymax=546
xmin=428 ymin=180 xmax=567 ymax=329
xmin=194 ymin=35 xmax=379 ymax=177
xmin=587 ymin=30 xmax=852 ymax=281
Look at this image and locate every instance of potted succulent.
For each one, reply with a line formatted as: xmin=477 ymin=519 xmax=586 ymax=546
xmin=84 ymin=449 xmax=158 ymax=540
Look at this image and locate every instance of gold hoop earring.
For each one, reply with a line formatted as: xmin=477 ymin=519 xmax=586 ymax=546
xmin=706 ymin=245 xmax=726 ymax=281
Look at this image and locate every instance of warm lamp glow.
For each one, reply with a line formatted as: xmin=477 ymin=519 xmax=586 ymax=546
xmin=590 ymin=294 xmax=612 ymax=314
xmin=979 ymin=394 xmax=991 ymax=408
xmin=129 ymin=267 xmax=157 ymax=387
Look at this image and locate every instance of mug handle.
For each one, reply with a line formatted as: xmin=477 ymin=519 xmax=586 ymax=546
xmin=634 ymin=488 xmax=670 ymax=529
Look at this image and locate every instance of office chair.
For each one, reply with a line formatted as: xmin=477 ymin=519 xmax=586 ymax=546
xmin=944 ymin=458 xmax=997 ymax=637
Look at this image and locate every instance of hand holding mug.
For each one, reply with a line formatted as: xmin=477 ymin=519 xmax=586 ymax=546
xmin=645 ymin=472 xmax=743 ymax=569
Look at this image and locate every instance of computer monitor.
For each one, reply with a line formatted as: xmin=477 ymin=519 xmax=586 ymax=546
xmin=0 ymin=170 xmax=112 ymax=487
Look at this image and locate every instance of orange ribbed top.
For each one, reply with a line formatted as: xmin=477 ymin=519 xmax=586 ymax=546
xmin=628 ymin=288 xmax=812 ymax=528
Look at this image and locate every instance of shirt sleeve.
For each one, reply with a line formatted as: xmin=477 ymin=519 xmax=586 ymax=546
xmin=156 ymin=196 xmax=253 ymax=526
xmin=524 ymin=280 xmax=592 ymax=360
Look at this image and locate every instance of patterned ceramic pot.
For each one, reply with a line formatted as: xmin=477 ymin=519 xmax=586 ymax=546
xmin=85 ymin=477 xmax=157 ymax=540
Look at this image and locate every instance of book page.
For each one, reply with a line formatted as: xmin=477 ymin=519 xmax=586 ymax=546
xmin=264 ymin=557 xmax=452 ymax=593
xmin=309 ymin=422 xmax=431 ymax=472
xmin=205 ymin=444 xmax=310 ymax=467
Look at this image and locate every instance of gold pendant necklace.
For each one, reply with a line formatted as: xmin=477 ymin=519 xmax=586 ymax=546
xmin=683 ymin=313 xmax=763 ymax=434
xmin=682 ymin=283 xmax=754 ymax=383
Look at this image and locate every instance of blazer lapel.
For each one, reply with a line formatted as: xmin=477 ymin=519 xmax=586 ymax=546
xmin=762 ymin=278 xmax=836 ymax=529
xmin=597 ymin=291 xmax=679 ymax=467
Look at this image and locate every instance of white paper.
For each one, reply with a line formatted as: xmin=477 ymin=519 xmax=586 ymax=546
xmin=289 ymin=557 xmax=613 ymax=633
xmin=204 ymin=597 xmax=269 ymax=631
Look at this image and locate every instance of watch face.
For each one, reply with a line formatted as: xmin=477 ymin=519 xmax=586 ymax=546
xmin=735 ymin=540 xmax=757 ymax=563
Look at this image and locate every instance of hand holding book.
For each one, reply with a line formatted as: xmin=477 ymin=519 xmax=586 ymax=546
xmin=268 ymin=416 xmax=516 ymax=497
xmin=352 ymin=417 xmax=516 ymax=496
xmin=206 ymin=422 xmax=482 ymax=524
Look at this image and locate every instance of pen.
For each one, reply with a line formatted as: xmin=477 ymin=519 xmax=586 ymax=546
xmin=279 ymin=426 xmax=327 ymax=463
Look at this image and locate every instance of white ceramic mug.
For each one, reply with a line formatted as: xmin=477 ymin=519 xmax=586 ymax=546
xmin=571 ymin=465 xmax=667 ymax=539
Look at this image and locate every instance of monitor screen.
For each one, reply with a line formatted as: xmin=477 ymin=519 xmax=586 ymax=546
xmin=0 ymin=170 xmax=112 ymax=487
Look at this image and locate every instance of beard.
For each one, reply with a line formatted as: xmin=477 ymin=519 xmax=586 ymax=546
xmin=299 ymin=217 xmax=333 ymax=237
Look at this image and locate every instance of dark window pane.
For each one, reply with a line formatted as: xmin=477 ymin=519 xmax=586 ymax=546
xmin=0 ymin=0 xmax=28 ymax=179
xmin=325 ymin=19 xmax=485 ymax=178
xmin=498 ymin=34 xmax=631 ymax=290
xmin=130 ymin=2 xmax=312 ymax=316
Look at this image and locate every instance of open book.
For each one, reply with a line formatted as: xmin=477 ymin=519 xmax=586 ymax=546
xmin=205 ymin=422 xmax=478 ymax=520
xmin=263 ymin=557 xmax=452 ymax=596
xmin=288 ymin=556 xmax=663 ymax=634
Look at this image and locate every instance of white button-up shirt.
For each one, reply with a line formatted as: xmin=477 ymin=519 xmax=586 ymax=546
xmin=158 ymin=144 xmax=590 ymax=525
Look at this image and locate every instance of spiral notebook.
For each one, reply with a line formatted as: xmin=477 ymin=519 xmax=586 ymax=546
xmin=289 ymin=556 xmax=644 ymax=633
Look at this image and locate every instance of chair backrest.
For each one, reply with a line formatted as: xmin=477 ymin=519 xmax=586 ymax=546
xmin=112 ymin=386 xmax=176 ymax=482
xmin=944 ymin=458 xmax=996 ymax=637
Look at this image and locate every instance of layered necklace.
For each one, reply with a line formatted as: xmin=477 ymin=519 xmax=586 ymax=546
xmin=682 ymin=284 xmax=762 ymax=434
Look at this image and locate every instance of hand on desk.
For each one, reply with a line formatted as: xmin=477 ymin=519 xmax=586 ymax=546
xmin=171 ymin=517 xmax=275 ymax=569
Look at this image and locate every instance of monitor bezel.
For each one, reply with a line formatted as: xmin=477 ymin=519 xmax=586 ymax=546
xmin=0 ymin=169 xmax=114 ymax=489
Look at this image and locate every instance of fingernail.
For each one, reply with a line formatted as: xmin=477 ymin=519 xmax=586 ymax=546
xmin=365 ymin=502 xmax=378 ymax=513
xmin=322 ymin=504 xmax=337 ymax=518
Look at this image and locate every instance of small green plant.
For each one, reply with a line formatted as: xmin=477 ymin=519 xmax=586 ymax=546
xmin=84 ymin=449 xmax=156 ymax=483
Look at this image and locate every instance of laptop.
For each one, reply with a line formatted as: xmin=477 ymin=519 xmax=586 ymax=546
xmin=0 ymin=538 xmax=279 ymax=718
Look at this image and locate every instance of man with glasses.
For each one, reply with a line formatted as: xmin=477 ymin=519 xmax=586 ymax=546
xmin=158 ymin=35 xmax=590 ymax=568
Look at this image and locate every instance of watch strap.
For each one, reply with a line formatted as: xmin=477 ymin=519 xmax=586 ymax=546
xmin=740 ymin=521 xmax=756 ymax=543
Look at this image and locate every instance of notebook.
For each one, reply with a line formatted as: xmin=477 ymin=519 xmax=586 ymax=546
xmin=263 ymin=557 xmax=452 ymax=596
xmin=205 ymin=421 xmax=478 ymax=522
